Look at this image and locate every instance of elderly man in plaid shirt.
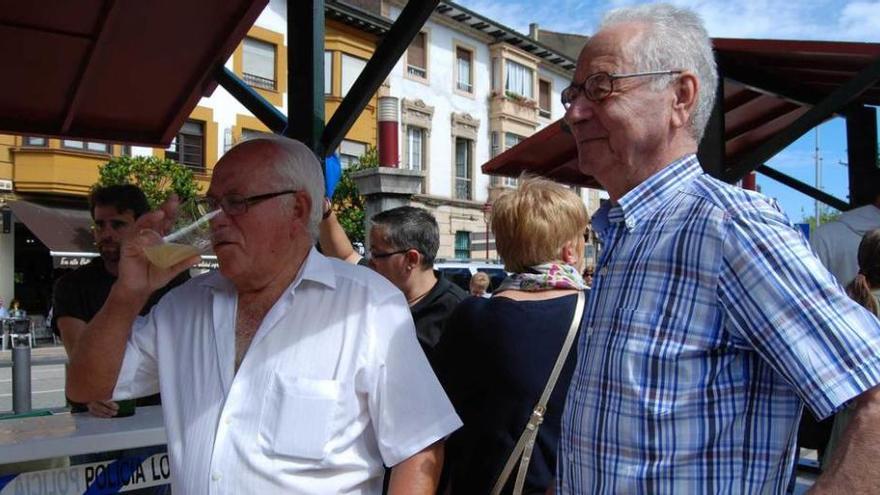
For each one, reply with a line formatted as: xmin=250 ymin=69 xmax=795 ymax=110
xmin=557 ymin=3 xmax=880 ymax=494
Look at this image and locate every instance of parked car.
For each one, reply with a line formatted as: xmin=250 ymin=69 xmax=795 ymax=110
xmin=435 ymin=260 xmax=508 ymax=294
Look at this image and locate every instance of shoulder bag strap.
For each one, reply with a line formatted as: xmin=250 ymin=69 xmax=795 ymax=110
xmin=491 ymin=290 xmax=586 ymax=495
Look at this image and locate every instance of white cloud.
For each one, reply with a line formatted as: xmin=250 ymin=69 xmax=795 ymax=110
xmin=838 ymin=1 xmax=880 ymax=40
xmin=456 ymin=0 xmax=880 ymax=42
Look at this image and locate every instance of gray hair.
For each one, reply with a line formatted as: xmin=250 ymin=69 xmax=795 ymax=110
xmin=238 ymin=134 xmax=325 ymax=240
xmin=371 ymin=206 xmax=439 ymax=268
xmin=600 ymin=3 xmax=718 ymax=143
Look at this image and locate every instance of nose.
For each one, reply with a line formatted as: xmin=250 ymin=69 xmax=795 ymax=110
xmin=564 ymin=95 xmax=595 ymax=126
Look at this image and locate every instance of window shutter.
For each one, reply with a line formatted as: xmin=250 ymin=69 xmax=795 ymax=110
xmin=407 ymin=32 xmax=426 ymax=70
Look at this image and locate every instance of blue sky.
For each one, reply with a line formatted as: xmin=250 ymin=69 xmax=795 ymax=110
xmin=457 ymin=0 xmax=880 ymax=222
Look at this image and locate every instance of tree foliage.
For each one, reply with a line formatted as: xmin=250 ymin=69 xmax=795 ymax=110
xmin=96 ymin=155 xmax=201 ymax=209
xmin=331 ymin=146 xmax=378 ymax=245
xmin=803 ymin=206 xmax=841 ymax=233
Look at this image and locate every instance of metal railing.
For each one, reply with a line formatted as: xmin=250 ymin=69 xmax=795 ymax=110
xmin=243 ymin=72 xmax=277 ymax=90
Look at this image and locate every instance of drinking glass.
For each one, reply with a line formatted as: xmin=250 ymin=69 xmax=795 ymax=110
xmin=142 ymin=198 xmax=219 ymax=269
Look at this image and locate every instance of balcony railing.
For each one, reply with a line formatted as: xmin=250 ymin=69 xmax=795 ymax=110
xmin=407 ymin=65 xmax=426 ymax=78
xmin=455 ymin=179 xmax=472 ymax=200
xmin=243 ymin=72 xmax=276 ymax=91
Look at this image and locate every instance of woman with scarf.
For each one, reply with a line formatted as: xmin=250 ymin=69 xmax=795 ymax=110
xmin=434 ymin=176 xmax=589 ymax=495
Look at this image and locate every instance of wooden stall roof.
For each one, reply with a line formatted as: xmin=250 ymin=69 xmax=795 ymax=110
xmin=0 ymin=0 xmax=268 ymax=147
xmin=483 ymin=38 xmax=880 ymax=188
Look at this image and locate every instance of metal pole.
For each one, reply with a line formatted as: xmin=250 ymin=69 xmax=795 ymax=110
xmin=12 ymin=334 xmax=32 ymax=414
xmin=485 ymin=219 xmax=489 ymax=260
xmin=815 ymin=127 xmax=822 ymax=227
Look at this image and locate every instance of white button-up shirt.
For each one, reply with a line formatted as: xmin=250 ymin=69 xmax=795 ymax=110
xmin=113 ymin=248 xmax=462 ymax=494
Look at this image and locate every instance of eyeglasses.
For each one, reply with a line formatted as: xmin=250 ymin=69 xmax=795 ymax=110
xmin=200 ymin=189 xmax=298 ymax=216
xmin=369 ymin=249 xmax=411 ymax=260
xmin=91 ymin=219 xmax=130 ymax=233
xmin=561 ymin=70 xmax=682 ymax=109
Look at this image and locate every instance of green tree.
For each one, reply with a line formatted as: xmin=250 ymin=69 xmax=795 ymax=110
xmin=331 ymin=146 xmax=378 ymax=245
xmin=96 ymin=155 xmax=201 ymax=209
xmin=803 ymin=205 xmax=841 ymax=232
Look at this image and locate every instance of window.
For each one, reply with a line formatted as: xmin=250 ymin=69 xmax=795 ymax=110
xmin=455 ymin=231 xmax=471 ymax=259
xmin=338 ymin=140 xmax=367 ymax=170
xmin=505 ymin=60 xmax=533 ymax=99
xmin=407 ymin=32 xmax=427 ymax=79
xmin=502 ymin=133 xmax=523 ymax=187
xmin=341 ymin=53 xmax=367 ymax=97
xmin=166 ymin=120 xmax=205 ymax=172
xmin=62 ymin=140 xmax=108 ymax=153
xmin=242 ymin=37 xmax=276 ymax=90
xmin=24 ymin=136 xmax=46 ymax=146
xmin=454 ymin=137 xmax=472 ymax=200
xmin=324 ymin=51 xmax=332 ymax=95
xmin=456 ymin=47 xmax=473 ymax=93
xmin=405 ymin=127 xmax=425 ymax=171
xmin=539 ymin=79 xmax=551 ymax=118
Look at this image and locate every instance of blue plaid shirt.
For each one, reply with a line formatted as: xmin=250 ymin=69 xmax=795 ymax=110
xmin=559 ymin=155 xmax=880 ymax=494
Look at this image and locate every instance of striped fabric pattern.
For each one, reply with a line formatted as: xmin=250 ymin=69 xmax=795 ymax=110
xmin=559 ymin=154 xmax=880 ymax=494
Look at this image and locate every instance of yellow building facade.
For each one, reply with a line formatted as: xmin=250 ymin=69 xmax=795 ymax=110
xmin=0 ymin=9 xmax=386 ymax=311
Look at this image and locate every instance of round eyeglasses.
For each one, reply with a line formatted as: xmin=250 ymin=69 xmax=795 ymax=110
xmin=561 ymin=70 xmax=682 ymax=109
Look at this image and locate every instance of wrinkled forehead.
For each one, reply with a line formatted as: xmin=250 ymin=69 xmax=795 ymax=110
xmin=208 ymin=142 xmax=279 ymax=195
xmin=574 ymin=22 xmax=646 ymax=80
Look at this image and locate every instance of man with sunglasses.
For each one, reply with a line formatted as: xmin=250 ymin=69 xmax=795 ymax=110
xmin=557 ymin=4 xmax=880 ymax=494
xmin=53 ymin=184 xmax=188 ymax=418
xmin=66 ymin=136 xmax=460 ymax=494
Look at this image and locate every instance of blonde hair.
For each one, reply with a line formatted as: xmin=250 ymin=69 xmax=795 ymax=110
xmin=470 ymin=272 xmax=490 ymax=290
xmin=491 ymin=176 xmax=589 ymax=273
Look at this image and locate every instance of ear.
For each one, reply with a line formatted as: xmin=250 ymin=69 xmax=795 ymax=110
xmin=560 ymin=239 xmax=577 ymax=265
xmin=292 ymin=191 xmax=312 ymax=224
xmin=404 ymin=249 xmax=421 ymax=269
xmin=671 ymin=72 xmax=699 ymax=130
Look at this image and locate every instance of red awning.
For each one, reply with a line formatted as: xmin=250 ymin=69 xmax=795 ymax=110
xmin=483 ymin=38 xmax=880 ymax=187
xmin=0 ymin=0 xmax=267 ymax=147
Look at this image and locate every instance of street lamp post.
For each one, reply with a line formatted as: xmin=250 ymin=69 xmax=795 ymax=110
xmin=482 ymin=203 xmax=492 ymax=260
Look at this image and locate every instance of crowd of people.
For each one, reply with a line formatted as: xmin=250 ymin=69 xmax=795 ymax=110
xmin=48 ymin=2 xmax=880 ymax=494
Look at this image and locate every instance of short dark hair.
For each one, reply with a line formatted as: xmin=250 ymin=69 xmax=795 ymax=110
xmin=371 ymin=206 xmax=439 ymax=268
xmin=88 ymin=184 xmax=150 ymax=220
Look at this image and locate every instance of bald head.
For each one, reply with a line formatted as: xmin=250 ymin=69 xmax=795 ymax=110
xmin=215 ymin=136 xmax=325 ymax=240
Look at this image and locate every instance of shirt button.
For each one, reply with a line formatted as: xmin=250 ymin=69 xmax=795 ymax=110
xmin=224 ymin=417 xmax=231 ymax=425
xmin=212 ymin=473 xmax=221 ymax=481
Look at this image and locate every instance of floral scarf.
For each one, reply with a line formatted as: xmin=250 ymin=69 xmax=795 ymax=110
xmin=496 ymin=262 xmax=588 ymax=292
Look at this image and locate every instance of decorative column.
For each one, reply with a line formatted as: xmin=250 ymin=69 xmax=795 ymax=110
xmin=377 ymin=96 xmax=399 ymax=167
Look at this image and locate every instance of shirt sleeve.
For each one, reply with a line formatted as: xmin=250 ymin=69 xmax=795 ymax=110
xmin=52 ymin=275 xmax=85 ymax=323
xmin=718 ymin=199 xmax=880 ymax=420
xmin=112 ymin=310 xmax=162 ymax=401
xmin=362 ymin=291 xmax=462 ymax=467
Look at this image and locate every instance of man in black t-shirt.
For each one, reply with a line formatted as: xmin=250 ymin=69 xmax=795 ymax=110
xmin=53 ymin=184 xmax=188 ymax=417
xmin=319 ymin=205 xmax=466 ymax=364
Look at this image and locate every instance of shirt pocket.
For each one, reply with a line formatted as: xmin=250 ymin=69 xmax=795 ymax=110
xmin=604 ymin=308 xmax=709 ymax=416
xmin=259 ymin=375 xmax=343 ymax=460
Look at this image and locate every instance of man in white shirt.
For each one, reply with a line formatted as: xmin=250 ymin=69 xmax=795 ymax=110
xmin=67 ymin=135 xmax=461 ymax=494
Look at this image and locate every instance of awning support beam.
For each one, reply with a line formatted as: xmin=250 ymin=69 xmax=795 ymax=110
xmin=723 ymin=54 xmax=880 ymax=182
xmin=320 ymin=0 xmax=440 ymax=157
xmin=61 ymin=0 xmax=119 ymax=134
xmin=216 ymin=67 xmax=288 ymax=133
xmin=717 ymin=52 xmax=832 ymax=110
xmin=286 ymin=0 xmax=325 ymax=155
xmin=757 ymin=164 xmax=851 ymax=211
xmin=845 ymin=105 xmax=880 ymax=208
